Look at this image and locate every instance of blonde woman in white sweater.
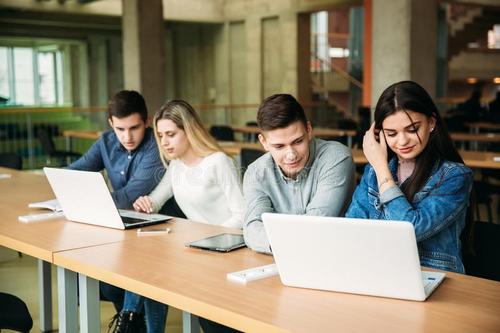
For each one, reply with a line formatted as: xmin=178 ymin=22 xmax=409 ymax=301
xmin=110 ymin=100 xmax=244 ymax=333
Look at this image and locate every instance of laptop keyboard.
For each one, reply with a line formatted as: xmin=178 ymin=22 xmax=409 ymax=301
xmin=121 ymin=216 xmax=147 ymax=225
xmin=423 ymin=280 xmax=433 ymax=295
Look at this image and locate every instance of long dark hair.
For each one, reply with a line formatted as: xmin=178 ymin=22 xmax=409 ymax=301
xmin=374 ymin=81 xmax=474 ymax=253
xmin=374 ymin=81 xmax=463 ymax=201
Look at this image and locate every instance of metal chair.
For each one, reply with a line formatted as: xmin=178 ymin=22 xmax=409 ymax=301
xmin=240 ymin=148 xmax=265 ymax=176
xmin=463 ymin=221 xmax=500 ymax=282
xmin=209 ymin=125 xmax=235 ymax=141
xmin=0 ymin=153 xmax=22 ymax=170
xmin=0 ymin=292 xmax=33 ymax=333
xmin=243 ymin=121 xmax=258 ymax=142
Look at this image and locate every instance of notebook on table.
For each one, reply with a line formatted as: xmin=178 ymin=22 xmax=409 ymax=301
xmin=44 ymin=167 xmax=171 ymax=229
xmin=262 ymin=213 xmax=445 ymax=301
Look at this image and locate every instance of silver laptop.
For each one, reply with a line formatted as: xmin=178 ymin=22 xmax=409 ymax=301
xmin=262 ymin=213 xmax=445 ymax=301
xmin=44 ymin=167 xmax=171 ymax=229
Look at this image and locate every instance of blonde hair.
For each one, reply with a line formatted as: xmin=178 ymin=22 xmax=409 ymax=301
xmin=153 ymin=100 xmax=224 ymax=166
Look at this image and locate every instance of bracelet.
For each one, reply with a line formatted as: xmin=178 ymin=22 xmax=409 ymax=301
xmin=378 ymin=177 xmax=391 ymax=188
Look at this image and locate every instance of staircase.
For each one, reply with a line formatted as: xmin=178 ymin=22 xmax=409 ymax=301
xmin=448 ymin=5 xmax=500 ymax=60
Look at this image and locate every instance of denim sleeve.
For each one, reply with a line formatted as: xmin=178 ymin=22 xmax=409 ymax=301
xmin=68 ymin=139 xmax=104 ymax=171
xmin=379 ymin=186 xmax=404 ymax=203
xmin=306 ymin=153 xmax=355 ymax=216
xmin=111 ymin=146 xmax=165 ymax=209
xmin=381 ymin=167 xmax=473 ymax=242
xmin=242 ymin=166 xmax=274 ymax=254
xmin=345 ymin=164 xmax=371 ymax=218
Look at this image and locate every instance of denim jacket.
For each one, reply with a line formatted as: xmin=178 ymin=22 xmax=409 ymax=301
xmin=346 ymin=158 xmax=473 ymax=273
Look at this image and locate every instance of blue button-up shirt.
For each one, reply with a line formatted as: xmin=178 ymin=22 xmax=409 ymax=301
xmin=68 ymin=127 xmax=165 ymax=209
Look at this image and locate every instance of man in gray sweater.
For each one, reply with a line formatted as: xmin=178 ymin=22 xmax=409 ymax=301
xmin=243 ymin=93 xmax=355 ymax=253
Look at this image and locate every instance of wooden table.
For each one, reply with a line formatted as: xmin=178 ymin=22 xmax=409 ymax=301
xmin=466 ymin=122 xmax=500 ymax=133
xmin=53 ymin=219 xmax=500 ymax=333
xmin=231 ymin=126 xmax=357 ymax=147
xmin=0 ymin=168 xmax=138 ymax=332
xmin=450 ymin=132 xmax=500 ymax=150
xmin=450 ymin=132 xmax=500 ymax=143
xmin=62 ymin=129 xmax=102 ymax=150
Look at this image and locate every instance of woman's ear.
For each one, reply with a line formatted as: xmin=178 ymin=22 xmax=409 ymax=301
xmin=429 ymin=116 xmax=437 ymax=132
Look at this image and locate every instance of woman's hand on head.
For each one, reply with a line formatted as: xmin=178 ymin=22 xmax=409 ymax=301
xmin=363 ymin=122 xmax=388 ymax=170
xmin=133 ymin=196 xmax=154 ymax=213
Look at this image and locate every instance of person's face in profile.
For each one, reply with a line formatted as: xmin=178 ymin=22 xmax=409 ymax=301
xmin=108 ymin=113 xmax=149 ymax=152
xmin=259 ymin=120 xmax=312 ymax=179
xmin=156 ymin=118 xmax=191 ymax=160
xmin=381 ymin=110 xmax=436 ymax=161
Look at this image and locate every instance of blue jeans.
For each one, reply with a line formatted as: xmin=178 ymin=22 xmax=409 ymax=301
xmin=123 ymin=291 xmax=168 ymax=333
xmin=100 ymin=282 xmax=124 ymax=313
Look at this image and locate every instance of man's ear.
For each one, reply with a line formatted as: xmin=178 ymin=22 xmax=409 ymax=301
xmin=306 ymin=121 xmax=313 ymax=140
xmin=258 ymin=133 xmax=270 ymax=152
xmin=108 ymin=118 xmax=113 ymax=128
xmin=145 ymin=116 xmax=151 ymax=128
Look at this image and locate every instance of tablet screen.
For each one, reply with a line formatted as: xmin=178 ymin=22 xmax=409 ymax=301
xmin=185 ymin=233 xmax=245 ymax=252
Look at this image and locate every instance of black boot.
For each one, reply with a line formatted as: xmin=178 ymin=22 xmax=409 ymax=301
xmin=108 ymin=311 xmax=146 ymax=333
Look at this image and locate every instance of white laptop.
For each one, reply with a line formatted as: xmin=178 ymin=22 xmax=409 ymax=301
xmin=262 ymin=213 xmax=446 ymax=301
xmin=44 ymin=167 xmax=171 ymax=229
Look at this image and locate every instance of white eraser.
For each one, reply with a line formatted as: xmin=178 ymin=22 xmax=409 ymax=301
xmin=227 ymin=263 xmax=278 ymax=283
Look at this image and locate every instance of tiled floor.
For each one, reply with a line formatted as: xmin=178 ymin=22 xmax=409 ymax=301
xmin=0 ymin=247 xmax=183 ymax=332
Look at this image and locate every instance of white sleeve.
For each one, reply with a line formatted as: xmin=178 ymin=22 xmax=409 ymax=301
xmin=213 ymin=154 xmax=245 ymax=229
xmin=148 ymin=165 xmax=174 ymax=213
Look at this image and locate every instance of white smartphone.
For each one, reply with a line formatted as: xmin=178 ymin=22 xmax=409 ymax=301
xmin=137 ymin=227 xmax=171 ymax=235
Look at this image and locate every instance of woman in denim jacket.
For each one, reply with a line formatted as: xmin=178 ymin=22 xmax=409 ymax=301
xmin=346 ymin=81 xmax=473 ymax=273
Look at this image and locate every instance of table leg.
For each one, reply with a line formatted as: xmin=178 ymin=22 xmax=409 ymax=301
xmin=78 ymin=274 xmax=100 ymax=333
xmin=57 ymin=267 xmax=78 ymax=333
xmin=38 ymin=259 xmax=53 ymax=332
xmin=65 ymin=135 xmax=71 ymax=151
xmin=183 ymin=311 xmax=200 ymax=333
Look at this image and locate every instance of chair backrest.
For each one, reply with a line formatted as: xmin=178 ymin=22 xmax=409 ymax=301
xmin=209 ymin=125 xmax=235 ymax=141
xmin=36 ymin=127 xmax=57 ymax=155
xmin=0 ymin=153 xmax=22 ymax=170
xmin=244 ymin=121 xmax=258 ymax=142
xmin=0 ymin=292 xmax=33 ymax=332
xmin=240 ymin=148 xmax=265 ymax=174
xmin=463 ymin=221 xmax=500 ymax=282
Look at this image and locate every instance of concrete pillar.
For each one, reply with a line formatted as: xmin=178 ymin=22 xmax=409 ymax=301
xmin=69 ymin=43 xmax=89 ymax=107
xmin=88 ymin=35 xmax=109 ymax=107
xmin=245 ymin=15 xmax=262 ymax=104
xmin=371 ymin=0 xmax=437 ymax=106
xmin=122 ymin=0 xmax=165 ymax=114
xmin=280 ymin=11 xmax=298 ymax=97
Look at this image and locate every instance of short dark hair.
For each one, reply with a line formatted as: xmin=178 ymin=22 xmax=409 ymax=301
xmin=257 ymin=94 xmax=307 ymax=131
xmin=108 ymin=90 xmax=148 ymax=122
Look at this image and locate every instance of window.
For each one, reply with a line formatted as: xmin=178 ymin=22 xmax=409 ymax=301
xmin=0 ymin=47 xmax=10 ymax=103
xmin=488 ymin=24 xmax=500 ymax=49
xmin=0 ymin=45 xmax=64 ymax=106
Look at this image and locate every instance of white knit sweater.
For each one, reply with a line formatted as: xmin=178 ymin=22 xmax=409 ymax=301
xmin=148 ymin=152 xmax=244 ymax=228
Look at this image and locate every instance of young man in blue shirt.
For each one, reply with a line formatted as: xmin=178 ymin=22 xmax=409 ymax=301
xmin=68 ymin=90 xmax=165 ymax=315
